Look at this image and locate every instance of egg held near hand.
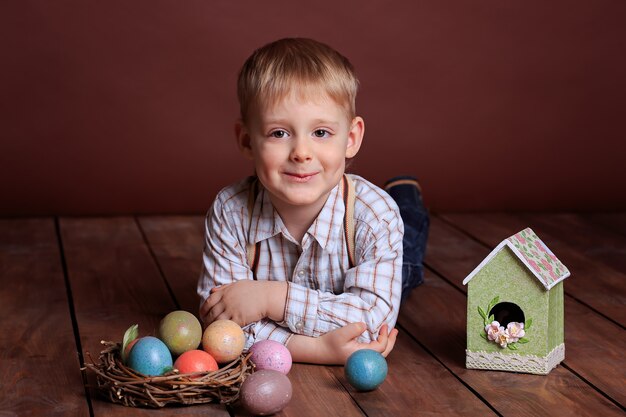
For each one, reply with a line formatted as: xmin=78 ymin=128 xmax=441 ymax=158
xmin=249 ymin=340 xmax=292 ymax=374
xmin=158 ymin=310 xmax=203 ymax=356
xmin=344 ymin=349 xmax=388 ymax=391
xmin=174 ymin=349 xmax=218 ymax=377
xmin=240 ymin=369 xmax=292 ymax=416
xmin=127 ymin=336 xmax=173 ymax=376
xmin=202 ymin=319 xmax=245 ymax=363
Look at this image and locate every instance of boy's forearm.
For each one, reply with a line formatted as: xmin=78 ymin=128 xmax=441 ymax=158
xmin=264 ymin=281 xmax=288 ymax=322
xmin=286 ymin=334 xmax=326 ymax=364
xmin=201 ymin=280 xmax=287 ymax=327
xmin=286 ymin=322 xmax=395 ymax=365
xmin=285 ymin=333 xmax=346 ymax=365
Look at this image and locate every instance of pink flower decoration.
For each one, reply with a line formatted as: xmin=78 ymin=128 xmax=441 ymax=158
xmin=506 ymin=322 xmax=525 ymax=343
xmin=549 ymin=270 xmax=558 ymax=281
xmin=528 ymin=259 xmax=540 ymax=274
xmin=541 ymin=258 xmax=553 ymax=271
xmin=485 ymin=321 xmax=504 ymax=342
xmin=496 ymin=331 xmax=510 ymax=348
xmin=534 ymin=240 xmax=546 ymax=252
xmin=516 ymin=235 xmax=527 ymax=245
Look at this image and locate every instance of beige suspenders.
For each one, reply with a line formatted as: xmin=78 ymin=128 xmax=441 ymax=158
xmin=245 ymin=174 xmax=357 ymax=278
xmin=341 ymin=174 xmax=357 ymax=269
xmin=245 ymin=177 xmax=261 ymax=274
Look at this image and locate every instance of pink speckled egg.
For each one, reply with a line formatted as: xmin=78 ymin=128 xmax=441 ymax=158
xmin=249 ymin=340 xmax=292 ymax=374
xmin=240 ymin=370 xmax=292 ymax=416
xmin=202 ymin=319 xmax=245 ymax=363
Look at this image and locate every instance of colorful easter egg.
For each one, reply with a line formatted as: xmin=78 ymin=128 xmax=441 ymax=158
xmin=127 ymin=336 xmax=173 ymax=376
xmin=249 ymin=340 xmax=292 ymax=374
xmin=174 ymin=349 xmax=218 ymax=377
xmin=158 ymin=310 xmax=203 ymax=356
xmin=344 ymin=349 xmax=388 ymax=391
xmin=123 ymin=338 xmax=139 ymax=361
xmin=240 ymin=369 xmax=292 ymax=416
xmin=202 ymin=319 xmax=245 ymax=363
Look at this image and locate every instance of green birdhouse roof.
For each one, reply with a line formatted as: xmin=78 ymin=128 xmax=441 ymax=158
xmin=463 ymin=228 xmax=570 ymax=291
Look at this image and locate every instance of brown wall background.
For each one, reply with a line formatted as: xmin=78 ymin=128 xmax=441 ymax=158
xmin=1 ymin=1 xmax=624 ymax=215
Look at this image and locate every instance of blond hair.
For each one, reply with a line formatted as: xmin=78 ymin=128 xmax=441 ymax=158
xmin=237 ymin=38 xmax=359 ymax=123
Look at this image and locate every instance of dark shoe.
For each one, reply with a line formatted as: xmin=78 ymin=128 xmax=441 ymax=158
xmin=384 ymin=176 xmax=430 ymax=302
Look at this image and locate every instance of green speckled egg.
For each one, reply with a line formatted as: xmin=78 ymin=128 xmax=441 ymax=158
xmin=158 ymin=310 xmax=202 ymax=356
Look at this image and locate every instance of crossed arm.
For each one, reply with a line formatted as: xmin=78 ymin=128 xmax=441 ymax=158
xmin=199 ymin=280 xmax=398 ymax=365
xmin=198 ymin=193 xmax=402 ymax=365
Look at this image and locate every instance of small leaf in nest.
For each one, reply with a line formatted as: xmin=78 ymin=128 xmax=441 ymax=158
xmin=121 ymin=324 xmax=139 ymax=364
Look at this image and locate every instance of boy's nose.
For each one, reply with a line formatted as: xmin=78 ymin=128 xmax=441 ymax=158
xmin=290 ymin=137 xmax=312 ymax=163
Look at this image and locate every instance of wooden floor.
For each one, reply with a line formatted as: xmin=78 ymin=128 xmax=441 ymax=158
xmin=1 ymin=213 xmax=625 ymax=416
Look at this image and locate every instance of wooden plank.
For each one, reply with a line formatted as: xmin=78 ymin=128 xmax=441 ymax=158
xmin=437 ymin=212 xmax=626 ymax=327
xmin=138 ymin=216 xmax=496 ymax=416
xmin=400 ymin=268 xmax=624 ymax=416
xmin=60 ymin=217 xmax=229 ymax=417
xmin=230 ymin=364 xmax=366 ymax=417
xmin=562 ymin=296 xmax=626 ymax=406
xmin=0 ymin=218 xmax=89 ymax=417
xmin=138 ymin=215 xmax=367 ymax=417
xmin=276 ymin=364 xmax=365 ymax=417
xmin=584 ymin=212 xmax=626 ymax=237
xmin=136 ymin=215 xmax=205 ymax=313
xmin=427 ymin=215 xmax=626 ymax=408
xmin=331 ymin=328 xmax=497 ymax=416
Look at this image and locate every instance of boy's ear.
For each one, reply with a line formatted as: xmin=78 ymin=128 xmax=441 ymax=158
xmin=345 ymin=116 xmax=364 ymax=159
xmin=235 ymin=121 xmax=254 ymax=160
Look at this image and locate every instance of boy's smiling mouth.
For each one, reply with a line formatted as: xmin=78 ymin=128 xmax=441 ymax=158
xmin=283 ymin=172 xmax=319 ymax=182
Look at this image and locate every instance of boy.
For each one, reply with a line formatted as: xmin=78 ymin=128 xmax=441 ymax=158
xmin=198 ymin=38 xmax=426 ymax=365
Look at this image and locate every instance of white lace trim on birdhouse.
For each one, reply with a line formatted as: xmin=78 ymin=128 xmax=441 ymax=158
xmin=462 ymin=228 xmax=570 ymax=291
xmin=465 ymin=343 xmax=564 ymax=375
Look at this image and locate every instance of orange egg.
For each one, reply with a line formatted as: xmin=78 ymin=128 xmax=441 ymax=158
xmin=202 ymin=319 xmax=245 ymax=363
xmin=123 ymin=338 xmax=139 ymax=361
xmin=174 ymin=349 xmax=218 ymax=377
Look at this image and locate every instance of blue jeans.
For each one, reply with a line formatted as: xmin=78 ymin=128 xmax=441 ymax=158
xmin=384 ymin=176 xmax=430 ymax=303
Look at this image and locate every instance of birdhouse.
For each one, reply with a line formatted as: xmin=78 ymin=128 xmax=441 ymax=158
xmin=463 ymin=228 xmax=570 ymax=375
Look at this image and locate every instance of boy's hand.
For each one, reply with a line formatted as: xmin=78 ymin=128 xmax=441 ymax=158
xmin=199 ymin=281 xmax=287 ymax=327
xmin=287 ymin=322 xmax=398 ymax=365
xmin=320 ymin=322 xmax=398 ymax=363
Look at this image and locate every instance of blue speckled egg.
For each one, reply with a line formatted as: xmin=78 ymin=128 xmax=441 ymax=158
xmin=128 ymin=336 xmax=173 ymax=376
xmin=344 ymin=349 xmax=387 ymax=391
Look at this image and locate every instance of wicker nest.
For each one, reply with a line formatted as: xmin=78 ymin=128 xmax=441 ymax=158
xmin=83 ymin=340 xmax=254 ymax=408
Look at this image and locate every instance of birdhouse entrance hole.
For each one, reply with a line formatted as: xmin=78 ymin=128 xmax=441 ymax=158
xmin=488 ymin=302 xmax=525 ymax=327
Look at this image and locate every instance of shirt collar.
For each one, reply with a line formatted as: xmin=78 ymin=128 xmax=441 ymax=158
xmin=247 ymin=180 xmax=346 ymax=251
xmin=306 ymin=181 xmax=344 ymax=251
xmin=248 ymin=186 xmax=283 ymax=244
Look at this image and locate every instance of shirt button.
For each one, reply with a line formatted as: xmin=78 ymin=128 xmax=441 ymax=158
xmin=297 ymin=270 xmax=305 ymax=277
xmin=295 ymin=321 xmax=304 ymax=331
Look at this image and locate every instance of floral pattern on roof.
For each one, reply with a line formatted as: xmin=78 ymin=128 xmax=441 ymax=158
xmin=507 ymin=228 xmax=570 ymax=289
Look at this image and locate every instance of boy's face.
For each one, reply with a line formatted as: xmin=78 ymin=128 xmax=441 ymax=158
xmin=236 ymin=92 xmax=364 ymax=219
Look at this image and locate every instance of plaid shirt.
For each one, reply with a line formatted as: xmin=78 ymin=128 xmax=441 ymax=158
xmin=198 ymin=174 xmax=403 ymax=348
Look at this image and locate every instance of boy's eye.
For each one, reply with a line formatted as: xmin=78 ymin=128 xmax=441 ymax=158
xmin=270 ymin=130 xmax=288 ymax=139
xmin=313 ymin=129 xmax=329 ymax=138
